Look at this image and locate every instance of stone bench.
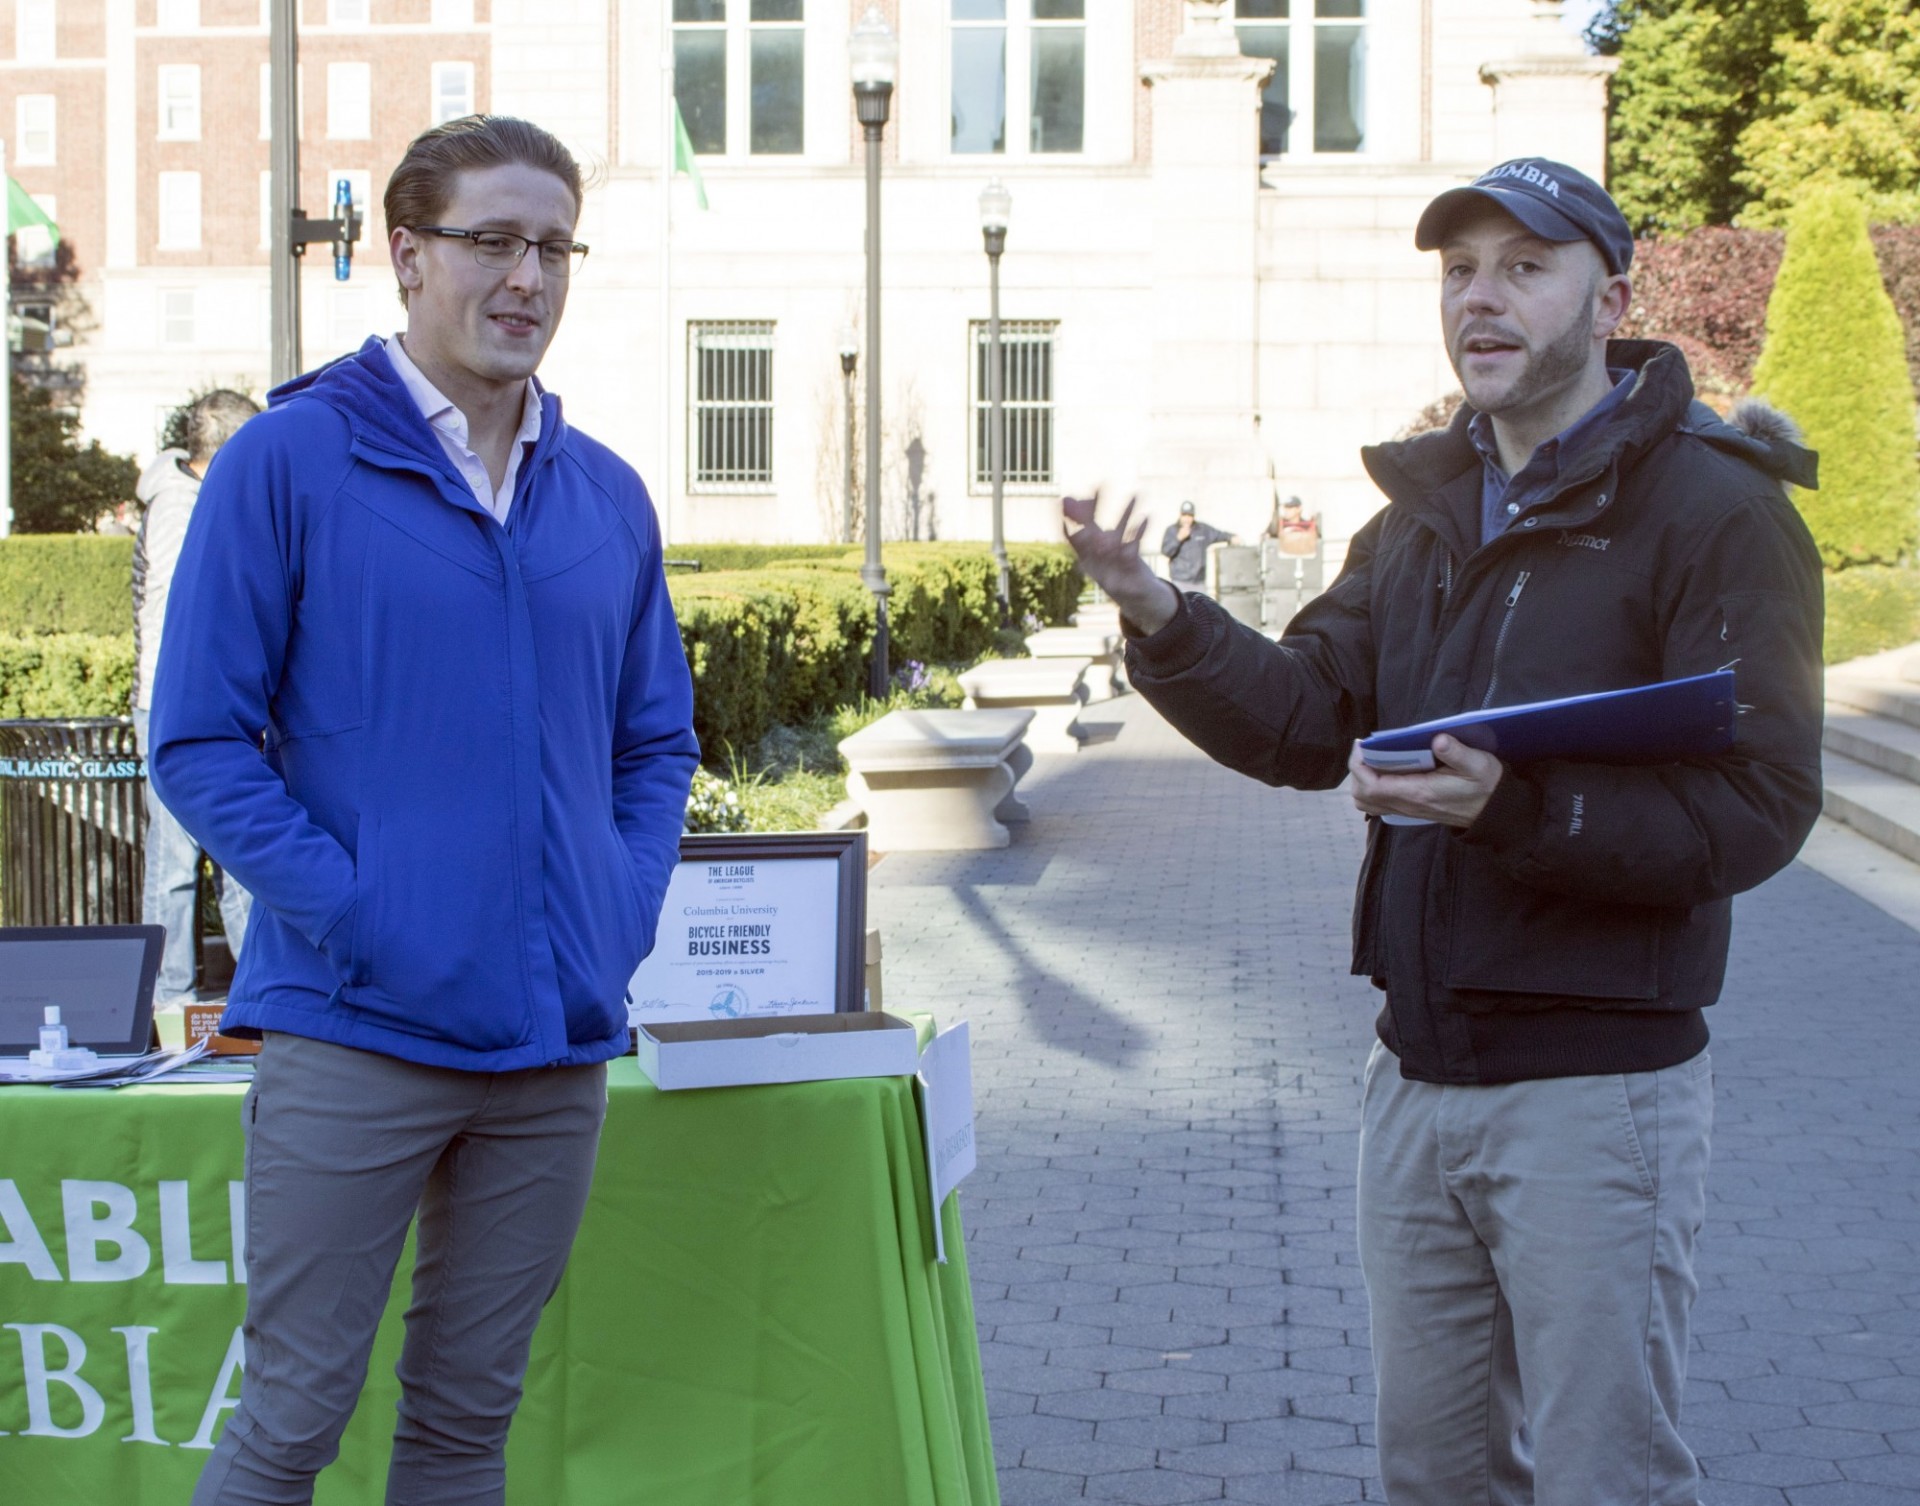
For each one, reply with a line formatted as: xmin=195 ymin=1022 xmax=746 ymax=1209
xmin=958 ymin=657 xmax=1090 ymax=755
xmin=1025 ymin=627 xmax=1123 ymax=702
xmin=838 ymin=708 xmax=1034 ymax=851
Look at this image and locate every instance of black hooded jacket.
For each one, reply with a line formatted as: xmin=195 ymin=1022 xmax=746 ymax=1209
xmin=1125 ymin=341 xmax=1825 ymax=1085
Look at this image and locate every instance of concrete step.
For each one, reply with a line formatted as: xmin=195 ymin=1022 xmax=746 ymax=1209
xmin=1824 ymin=704 xmax=1920 ymax=785
xmin=1821 ymin=747 xmax=1920 ymax=867
xmin=1825 ymin=674 xmax=1920 ymax=732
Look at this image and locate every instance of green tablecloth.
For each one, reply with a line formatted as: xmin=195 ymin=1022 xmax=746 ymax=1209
xmin=0 ymin=1035 xmax=997 ymax=1505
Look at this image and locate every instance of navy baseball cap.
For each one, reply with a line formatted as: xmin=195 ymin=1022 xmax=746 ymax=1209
xmin=1415 ymin=158 xmax=1634 ymax=275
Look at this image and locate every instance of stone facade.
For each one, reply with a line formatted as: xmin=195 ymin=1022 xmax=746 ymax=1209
xmin=11 ymin=0 xmax=1610 ymax=549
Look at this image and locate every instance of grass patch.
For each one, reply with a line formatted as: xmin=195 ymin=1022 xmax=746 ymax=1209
xmin=1825 ymin=565 xmax=1920 ymax=665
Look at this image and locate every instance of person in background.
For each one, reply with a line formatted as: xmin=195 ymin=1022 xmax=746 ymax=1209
xmin=131 ymin=388 xmax=261 ymax=1007
xmin=1265 ymin=494 xmax=1321 ymax=556
xmin=1159 ymin=500 xmax=1234 ymax=587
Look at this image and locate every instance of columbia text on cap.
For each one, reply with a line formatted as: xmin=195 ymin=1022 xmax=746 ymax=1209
xmin=1414 ymin=157 xmax=1635 ymax=276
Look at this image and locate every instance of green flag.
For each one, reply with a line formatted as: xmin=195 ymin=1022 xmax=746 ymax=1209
xmin=8 ymin=176 xmax=59 ymax=247
xmin=672 ymin=98 xmax=710 ymax=211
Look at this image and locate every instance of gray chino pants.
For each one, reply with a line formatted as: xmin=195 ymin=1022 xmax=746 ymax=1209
xmin=1356 ymin=1039 xmax=1713 ymax=1506
xmin=191 ymin=1033 xmax=609 ymax=1506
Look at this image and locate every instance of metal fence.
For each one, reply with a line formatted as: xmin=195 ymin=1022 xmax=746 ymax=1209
xmin=0 ymin=718 xmax=146 ymax=926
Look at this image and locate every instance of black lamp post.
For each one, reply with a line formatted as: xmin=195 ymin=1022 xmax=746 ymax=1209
xmin=850 ymin=4 xmax=897 ymax=699
xmin=838 ymin=324 xmax=858 ymax=545
xmin=979 ymin=179 xmax=1012 ymax=621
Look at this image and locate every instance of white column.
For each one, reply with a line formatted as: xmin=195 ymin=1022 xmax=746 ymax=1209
xmin=1136 ymin=1 xmax=1278 ymax=544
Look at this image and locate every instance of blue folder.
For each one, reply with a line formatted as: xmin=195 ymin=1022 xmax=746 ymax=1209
xmin=1358 ymin=669 xmax=1738 ymax=773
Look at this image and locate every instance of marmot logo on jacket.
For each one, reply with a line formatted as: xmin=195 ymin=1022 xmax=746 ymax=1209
xmin=1562 ymin=533 xmax=1611 ymax=552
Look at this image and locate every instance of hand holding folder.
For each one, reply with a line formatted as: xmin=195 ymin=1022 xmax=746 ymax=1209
xmin=1357 ymin=671 xmax=1737 ymax=824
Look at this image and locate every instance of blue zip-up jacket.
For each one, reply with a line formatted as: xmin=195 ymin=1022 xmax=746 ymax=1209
xmin=149 ymin=338 xmax=699 ymax=1071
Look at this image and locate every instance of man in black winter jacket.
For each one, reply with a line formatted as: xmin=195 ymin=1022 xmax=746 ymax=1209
xmin=1063 ymin=159 xmax=1824 ymax=1506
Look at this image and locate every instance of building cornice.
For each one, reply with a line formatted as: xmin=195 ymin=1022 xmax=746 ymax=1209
xmin=1478 ymin=54 xmax=1620 ymax=85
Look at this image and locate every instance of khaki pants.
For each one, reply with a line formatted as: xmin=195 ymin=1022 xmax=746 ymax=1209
xmin=191 ymin=1033 xmax=608 ymax=1506
xmin=1357 ymin=1039 xmax=1713 ymax=1506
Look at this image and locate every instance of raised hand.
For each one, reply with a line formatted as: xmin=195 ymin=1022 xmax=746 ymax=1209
xmin=1062 ymin=490 xmax=1179 ymax=636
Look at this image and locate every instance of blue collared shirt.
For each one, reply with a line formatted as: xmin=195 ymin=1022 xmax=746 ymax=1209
xmin=1469 ymin=368 xmax=1635 ymax=547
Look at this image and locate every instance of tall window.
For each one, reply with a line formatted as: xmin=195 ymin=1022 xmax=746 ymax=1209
xmin=259 ymin=170 xmax=273 ymax=249
xmin=748 ymin=1 xmax=802 ymax=155
xmin=160 ymin=288 xmax=196 ymax=348
xmin=430 ymin=0 xmax=476 ymax=23
xmin=689 ymin=321 xmax=775 ymax=491
xmin=328 ymin=62 xmax=372 ymax=139
xmin=672 ymin=1 xmax=804 ymax=159
xmin=952 ymin=2 xmax=1084 ymax=157
xmin=970 ymin=320 xmax=1057 ymax=488
xmin=15 ymin=95 xmax=54 ymax=164
xmin=158 ymin=65 xmax=201 ymax=140
xmin=431 ymin=62 xmax=476 ymax=125
xmin=1235 ymin=0 xmax=1365 ymax=159
xmin=328 ymin=0 xmax=369 ymax=24
xmin=156 ymin=0 xmax=199 ymax=28
xmin=16 ymin=0 xmax=54 ymax=63
xmin=158 ymin=172 xmax=202 ymax=249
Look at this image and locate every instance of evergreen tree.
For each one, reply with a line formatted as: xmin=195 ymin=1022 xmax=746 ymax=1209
xmin=1752 ymin=186 xmax=1920 ymax=568
xmin=1735 ymin=0 xmax=1920 ymax=226
xmin=10 ymin=375 xmax=138 ymax=534
xmin=1599 ymin=0 xmax=1811 ymax=233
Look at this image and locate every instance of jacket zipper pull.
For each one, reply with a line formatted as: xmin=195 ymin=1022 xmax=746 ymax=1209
xmin=1504 ymin=569 xmax=1531 ymax=608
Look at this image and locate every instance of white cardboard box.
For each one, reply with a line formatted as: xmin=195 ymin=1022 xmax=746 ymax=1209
xmin=634 ymin=1011 xmax=921 ymax=1091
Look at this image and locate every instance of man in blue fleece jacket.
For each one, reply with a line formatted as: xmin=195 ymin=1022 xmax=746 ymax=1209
xmin=151 ymin=116 xmax=698 ymax=1505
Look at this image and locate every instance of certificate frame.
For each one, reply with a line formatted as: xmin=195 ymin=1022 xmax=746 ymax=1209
xmin=671 ymin=830 xmax=870 ymax=1013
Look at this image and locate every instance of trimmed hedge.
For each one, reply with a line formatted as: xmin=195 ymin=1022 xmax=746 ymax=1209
xmin=0 ymin=633 xmax=135 ymax=717
xmin=1752 ymin=186 xmax=1920 ymax=570
xmin=0 ymin=539 xmax=1083 ymax=763
xmin=664 ymin=543 xmax=857 ymax=573
xmin=0 ymin=535 xmax=136 ymax=636
xmin=668 ymin=569 xmax=876 ymax=757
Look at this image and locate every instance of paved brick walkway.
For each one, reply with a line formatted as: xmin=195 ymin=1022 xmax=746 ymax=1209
xmin=869 ymin=694 xmax=1920 ymax=1506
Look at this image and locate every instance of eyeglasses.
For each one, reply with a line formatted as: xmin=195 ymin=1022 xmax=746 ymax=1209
xmin=412 ymin=226 xmax=590 ymax=278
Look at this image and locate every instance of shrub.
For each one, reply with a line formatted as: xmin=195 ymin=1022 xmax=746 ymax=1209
xmin=0 ymin=535 xmax=135 ymax=636
xmin=1751 ymin=186 xmax=1920 ymax=569
xmin=1620 ymin=228 xmax=1783 ymax=395
xmin=10 ymin=377 xmax=140 ymax=534
xmin=663 ymin=543 xmax=857 ymax=573
xmin=1823 ymin=565 xmax=1920 ymax=664
xmin=682 ymin=767 xmax=751 ymax=833
xmin=1869 ymin=224 xmax=1920 ymax=397
xmin=0 ymin=632 xmax=134 ymax=717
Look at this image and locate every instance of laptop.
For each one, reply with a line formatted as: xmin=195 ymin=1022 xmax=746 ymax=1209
xmin=0 ymin=925 xmax=167 ymax=1057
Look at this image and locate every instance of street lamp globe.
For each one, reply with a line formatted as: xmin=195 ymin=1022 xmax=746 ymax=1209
xmin=978 ymin=179 xmax=1012 ymax=239
xmin=849 ymin=5 xmax=898 ymax=122
xmin=838 ymin=324 xmax=859 ymax=373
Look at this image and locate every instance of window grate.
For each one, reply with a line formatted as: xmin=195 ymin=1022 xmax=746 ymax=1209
xmin=689 ymin=320 xmax=776 ymax=491
xmin=970 ymin=319 xmax=1057 ymax=488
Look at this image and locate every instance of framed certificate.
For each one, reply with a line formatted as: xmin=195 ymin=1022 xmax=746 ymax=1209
xmin=625 ymin=831 xmax=869 ymax=1027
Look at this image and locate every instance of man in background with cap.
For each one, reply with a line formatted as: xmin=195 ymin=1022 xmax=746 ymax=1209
xmin=1160 ymin=500 xmax=1234 ymax=588
xmin=1063 ymin=158 xmax=1824 ymax=1503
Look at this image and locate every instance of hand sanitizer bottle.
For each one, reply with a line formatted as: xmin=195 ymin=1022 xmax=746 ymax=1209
xmin=27 ymin=1006 xmax=99 ymax=1074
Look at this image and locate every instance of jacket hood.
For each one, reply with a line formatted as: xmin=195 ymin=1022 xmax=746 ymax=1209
xmin=136 ymin=449 xmax=196 ymax=505
xmin=268 ymin=336 xmax=566 ymax=477
xmin=1362 ymin=339 xmax=1818 ymax=506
